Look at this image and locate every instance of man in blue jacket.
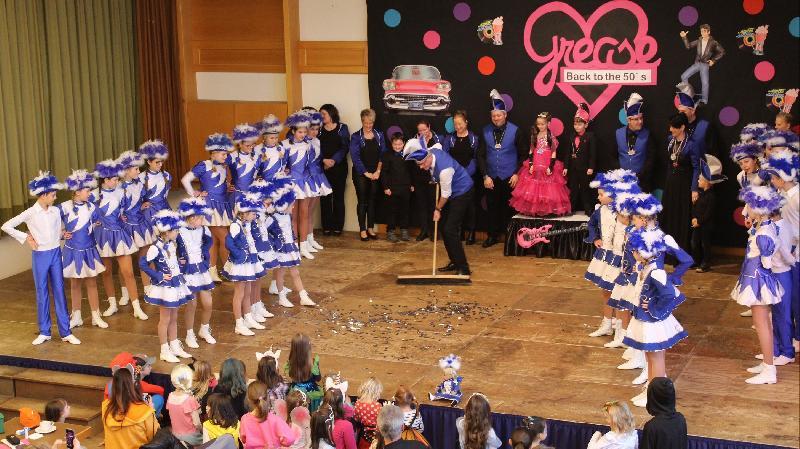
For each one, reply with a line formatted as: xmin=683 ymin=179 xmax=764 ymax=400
xmin=616 ymin=93 xmax=655 ymax=192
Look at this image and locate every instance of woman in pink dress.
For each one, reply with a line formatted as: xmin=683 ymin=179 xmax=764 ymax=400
xmin=509 ymin=112 xmax=571 ymax=216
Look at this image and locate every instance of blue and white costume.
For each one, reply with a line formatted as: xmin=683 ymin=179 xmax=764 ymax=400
xmin=118 ymin=151 xmax=154 ymax=247
xmin=268 ymin=177 xmax=301 ymax=268
xmin=61 ymin=170 xmax=105 ymax=278
xmin=222 ymin=194 xmax=266 ymax=281
xmin=183 ymin=133 xmax=235 ymax=227
xmin=93 ymin=160 xmax=138 ymax=257
xmin=249 ymin=179 xmax=279 ymax=271
xmin=229 ymin=124 xmax=262 ymax=202
xmin=306 ymin=111 xmax=332 ymax=197
xmin=177 ymin=198 xmax=215 ymax=293
xmin=259 ymin=115 xmax=289 ymax=181
xmin=140 ymin=210 xmax=193 ymax=308
xmin=138 ymin=140 xmax=172 ymax=226
xmin=284 ymin=111 xmax=314 ymax=198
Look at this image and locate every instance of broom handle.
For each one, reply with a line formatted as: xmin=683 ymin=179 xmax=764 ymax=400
xmin=432 ymin=183 xmax=440 ymax=276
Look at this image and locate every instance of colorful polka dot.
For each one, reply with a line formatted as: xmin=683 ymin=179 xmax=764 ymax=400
xmin=677 ymin=6 xmax=698 ymax=26
xmin=790 ymin=17 xmax=800 ymax=38
xmin=743 ymin=0 xmax=764 ymax=15
xmin=386 ymin=125 xmax=403 ymax=137
xmin=445 ymin=117 xmax=455 ymax=133
xmin=384 ymin=9 xmax=401 ymax=28
xmin=423 ymin=30 xmax=440 ymax=50
xmin=718 ymin=106 xmax=740 ymax=126
xmin=618 ymin=108 xmax=628 ymax=126
xmin=477 ymin=56 xmax=495 ymax=75
xmin=500 ymin=94 xmax=514 ymax=112
xmin=754 ymin=61 xmax=775 ymax=81
xmin=453 ymin=3 xmax=471 ymax=22
xmin=550 ymin=117 xmax=564 ymax=137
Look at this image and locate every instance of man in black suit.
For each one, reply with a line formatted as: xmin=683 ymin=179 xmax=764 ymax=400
xmin=678 ymin=24 xmax=725 ymax=104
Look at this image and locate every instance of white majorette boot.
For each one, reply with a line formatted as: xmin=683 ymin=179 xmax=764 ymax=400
xmin=160 ymin=343 xmax=180 ymax=363
xmin=299 ymin=242 xmax=315 ymax=260
xmin=235 ymin=318 xmax=255 ymax=336
xmin=622 ymin=346 xmax=635 ymax=360
xmin=102 ymin=297 xmax=118 ymax=317
xmin=305 ymin=236 xmax=319 ymax=253
xmin=185 ymin=330 xmax=199 ymax=349
xmin=299 ymin=290 xmax=316 ymax=306
xmin=170 ymin=339 xmax=192 ymax=358
xmin=251 ymin=303 xmax=267 ymax=323
xmin=740 ymin=308 xmax=752 ymax=317
xmin=618 ymin=350 xmax=646 ymax=370
xmin=209 ymin=266 xmax=222 ymax=283
xmin=244 ymin=313 xmax=265 ymax=330
xmin=269 ymin=280 xmax=292 ymax=295
xmin=132 ymin=300 xmax=149 ymax=320
xmin=604 ymin=320 xmax=626 ymax=348
xmin=745 ymin=364 xmax=777 ymax=384
xmin=278 ymin=291 xmax=294 ymax=308
xmin=69 ymin=310 xmax=83 ymax=329
xmin=62 ymin=334 xmax=81 ymax=345
xmin=588 ymin=317 xmax=614 ymax=337
xmin=631 ymin=364 xmax=649 ymax=385
xmin=91 ymin=310 xmax=108 ymax=328
xmin=308 ymin=234 xmax=323 ymax=250
xmin=254 ymin=302 xmax=274 ymax=319
xmin=119 ymin=287 xmax=130 ymax=306
xmin=198 ymin=324 xmax=216 ymax=344
xmin=631 ymin=383 xmax=648 ymax=407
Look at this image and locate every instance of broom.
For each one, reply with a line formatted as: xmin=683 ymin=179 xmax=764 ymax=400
xmin=397 ymin=184 xmax=471 ymax=285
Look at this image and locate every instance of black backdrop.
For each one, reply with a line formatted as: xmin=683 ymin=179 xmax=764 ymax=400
xmin=366 ymin=0 xmax=800 ymax=247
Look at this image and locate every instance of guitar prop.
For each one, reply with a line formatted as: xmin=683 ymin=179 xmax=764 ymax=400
xmin=516 ymin=223 xmax=589 ymax=248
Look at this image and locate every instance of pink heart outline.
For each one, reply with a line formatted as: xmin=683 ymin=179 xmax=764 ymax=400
xmin=523 ymin=1 xmax=661 ymax=118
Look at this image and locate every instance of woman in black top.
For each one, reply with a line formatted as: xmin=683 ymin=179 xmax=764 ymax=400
xmin=319 ymin=104 xmax=351 ymax=236
xmin=442 ymin=111 xmax=480 ymax=244
xmin=349 ymin=109 xmax=386 ymax=240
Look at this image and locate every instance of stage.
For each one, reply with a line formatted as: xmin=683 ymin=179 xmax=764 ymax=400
xmin=0 ymin=234 xmax=797 ymax=447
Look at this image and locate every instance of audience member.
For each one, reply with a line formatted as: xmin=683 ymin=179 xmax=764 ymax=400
xmin=166 ymin=364 xmax=203 ymax=445
xmin=587 ymin=401 xmax=638 ymax=449
xmin=240 ymin=381 xmax=297 ymax=449
xmin=102 ymin=368 xmax=159 ymax=449
xmin=456 ymin=393 xmax=502 ymax=449
xmin=203 ymin=393 xmax=241 ymax=443
xmin=640 ymin=378 xmax=687 ymax=449
xmin=44 ymin=398 xmax=70 ymax=423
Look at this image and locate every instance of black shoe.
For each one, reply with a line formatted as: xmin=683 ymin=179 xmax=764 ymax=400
xmin=438 ymin=262 xmax=457 ymax=272
xmin=466 ymin=230 xmax=476 ymax=245
xmin=456 ymin=266 xmax=472 ymax=276
xmin=416 ymin=231 xmax=430 ymax=242
xmin=696 ymin=266 xmax=711 ymax=273
xmin=482 ymin=236 xmax=498 ymax=248
xmin=360 ymin=231 xmax=369 ymax=242
xmin=332 ymin=230 xmax=342 ymax=236
xmin=322 ymin=230 xmax=332 ymax=236
xmin=367 ymin=232 xmax=378 ymax=240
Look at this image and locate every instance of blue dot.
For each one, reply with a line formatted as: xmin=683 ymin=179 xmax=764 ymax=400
xmin=790 ymin=17 xmax=800 ymax=38
xmin=618 ymin=107 xmax=628 ymax=126
xmin=384 ymin=9 xmax=401 ymax=28
xmin=445 ymin=117 xmax=455 ymax=133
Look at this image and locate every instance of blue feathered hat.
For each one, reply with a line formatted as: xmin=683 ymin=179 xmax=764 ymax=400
xmin=758 ymin=129 xmax=800 ymax=152
xmin=604 ymin=180 xmax=640 ymax=199
xmin=28 ymin=171 xmax=65 ymax=196
xmin=306 ymin=110 xmax=323 ymax=127
xmin=261 ymin=114 xmax=284 ymax=135
xmin=611 ymin=191 xmax=641 ymax=215
xmin=152 ymin=209 xmax=185 ymax=233
xmin=94 ymin=159 xmax=125 ymax=180
xmin=236 ymin=193 xmax=264 ymax=214
xmin=764 ymin=149 xmax=799 ymax=182
xmin=739 ymin=185 xmax=785 ymax=216
xmin=65 ymin=169 xmax=97 ymax=191
xmin=489 ymin=89 xmax=506 ymax=112
xmin=675 ymin=82 xmax=700 ymax=109
xmin=177 ymin=197 xmax=212 ymax=220
xmin=730 ymin=141 xmax=763 ymax=162
xmin=117 ymin=150 xmax=145 ymax=169
xmin=438 ymin=354 xmax=461 ymax=371
xmin=138 ymin=139 xmax=169 ymax=160
xmin=700 ymin=154 xmax=727 ymax=184
xmin=285 ymin=110 xmax=311 ymax=129
xmin=233 ymin=124 xmax=260 ymax=144
xmin=589 ymin=169 xmax=639 ymax=189
xmin=248 ymin=179 xmax=277 ymax=200
xmin=628 ymin=193 xmax=663 ymax=217
xmin=205 ymin=133 xmax=234 ymax=152
xmin=624 ymin=93 xmax=644 ymax=118
xmin=273 ymin=188 xmax=296 ymax=213
xmin=628 ymin=227 xmax=667 ymax=260
xmin=740 ymin=123 xmax=770 ymax=142
xmin=402 ymin=136 xmax=431 ymax=162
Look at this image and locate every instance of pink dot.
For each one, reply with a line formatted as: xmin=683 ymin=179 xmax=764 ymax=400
xmin=423 ymin=31 xmax=440 ymax=50
xmin=550 ymin=118 xmax=564 ymax=137
xmin=754 ymin=61 xmax=775 ymax=81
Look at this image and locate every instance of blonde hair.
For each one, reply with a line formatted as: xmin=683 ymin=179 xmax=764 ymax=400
xmin=171 ymin=364 xmax=194 ymax=393
xmin=357 ymin=376 xmax=383 ymax=402
xmin=193 ymin=360 xmax=214 ymax=401
xmin=604 ymin=401 xmax=634 ymax=433
xmin=360 ymin=108 xmax=376 ymax=123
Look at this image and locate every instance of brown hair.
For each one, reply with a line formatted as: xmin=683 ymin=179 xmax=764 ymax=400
xmin=104 ymin=368 xmax=144 ymax=424
xmin=699 ymin=23 xmax=711 ymax=32
xmin=285 ymin=389 xmax=307 ymax=425
xmin=207 ymin=393 xmax=239 ymax=429
xmin=288 ymin=334 xmax=313 ymax=382
xmin=393 ymin=386 xmax=417 ymax=409
xmin=192 ymin=360 xmax=214 ymax=401
xmin=323 ymin=388 xmax=346 ymax=420
xmin=247 ymin=381 xmax=272 ymax=422
xmin=776 ymin=111 xmax=794 ymax=125
xmin=453 ymin=110 xmax=469 ymax=122
xmin=44 ymin=398 xmax=67 ymax=422
xmin=464 ymin=393 xmax=491 ymax=449
xmin=257 ymin=356 xmax=285 ymax=391
xmin=310 ymin=405 xmax=335 ymax=449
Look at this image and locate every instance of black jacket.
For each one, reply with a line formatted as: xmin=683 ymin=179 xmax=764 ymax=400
xmin=381 ymin=151 xmax=412 ymax=191
xmin=563 ymin=131 xmax=597 ymax=185
xmin=641 ymin=377 xmax=688 ymax=449
xmin=691 ymin=188 xmax=715 ymax=227
xmin=682 ymin=36 xmax=725 ymax=63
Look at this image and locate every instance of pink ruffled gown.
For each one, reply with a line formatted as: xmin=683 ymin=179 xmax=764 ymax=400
xmin=509 ymin=136 xmax=571 ymax=217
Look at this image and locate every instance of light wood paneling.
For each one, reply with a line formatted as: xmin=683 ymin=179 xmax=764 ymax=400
xmin=298 ymin=41 xmax=368 ymax=74
xmin=282 ymin=0 xmax=302 ymax=111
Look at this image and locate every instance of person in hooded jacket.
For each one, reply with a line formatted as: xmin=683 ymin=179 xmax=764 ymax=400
xmin=640 ymin=377 xmax=687 ymax=449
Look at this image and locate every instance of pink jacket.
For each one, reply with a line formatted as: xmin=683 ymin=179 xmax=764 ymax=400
xmin=240 ymin=412 xmax=297 ymax=449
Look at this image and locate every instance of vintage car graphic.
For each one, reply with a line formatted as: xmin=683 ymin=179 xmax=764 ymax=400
xmin=382 ymin=65 xmax=452 ymax=112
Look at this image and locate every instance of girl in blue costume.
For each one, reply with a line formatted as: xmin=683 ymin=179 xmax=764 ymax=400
xmin=304 ymin=110 xmax=331 ymax=255
xmin=622 ymin=227 xmax=688 ymax=408
xmin=61 ymin=169 xmax=107 ymax=330
xmin=283 ymin=110 xmax=316 ymax=260
xmin=229 ymin=123 xmax=262 ymax=201
xmin=93 ymin=160 xmax=148 ymax=322
xmin=140 ymin=209 xmax=194 ymax=363
xmin=117 ymin=150 xmax=151 ymax=308
xmin=733 ymin=186 xmax=786 ymax=385
xmin=182 ymin=133 xmax=236 ymax=283
xmin=138 ymin=140 xmax=172 ymax=290
xmin=247 ymin=179 xmax=281 ymax=323
xmin=177 ymin=197 xmax=217 ymax=349
xmin=223 ymin=193 xmax=266 ymax=337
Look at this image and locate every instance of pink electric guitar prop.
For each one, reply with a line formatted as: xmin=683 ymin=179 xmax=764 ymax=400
xmin=516 ymin=223 xmax=589 ymax=248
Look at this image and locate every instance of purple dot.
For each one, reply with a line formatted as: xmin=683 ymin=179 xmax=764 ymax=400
xmin=386 ymin=125 xmax=403 ymax=137
xmin=678 ymin=6 xmax=698 ymax=26
xmin=719 ymin=106 xmax=740 ymax=126
xmin=500 ymin=94 xmax=514 ymax=112
xmin=453 ymin=3 xmax=471 ymax=22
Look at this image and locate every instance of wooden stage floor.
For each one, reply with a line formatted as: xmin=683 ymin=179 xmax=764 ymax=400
xmin=0 ymin=234 xmax=797 ymax=447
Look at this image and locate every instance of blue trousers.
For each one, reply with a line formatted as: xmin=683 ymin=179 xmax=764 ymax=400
xmin=680 ymin=62 xmax=710 ymax=103
xmin=792 ymin=262 xmax=799 ymax=341
xmin=772 ymin=271 xmax=795 ymax=358
xmin=32 ymin=248 xmax=71 ymax=337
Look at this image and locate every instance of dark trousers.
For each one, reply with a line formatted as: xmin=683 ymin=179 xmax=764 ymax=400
xmin=321 ymin=163 xmax=348 ymax=232
xmin=690 ymin=225 xmax=712 ymax=268
xmin=442 ymin=189 xmax=473 ymax=269
xmin=412 ymin=179 xmax=436 ymax=234
xmin=386 ymin=189 xmax=411 ymax=230
xmin=486 ymin=176 xmax=514 ymax=237
xmin=353 ymin=173 xmax=380 ymax=231
xmin=570 ymin=185 xmax=596 ymax=215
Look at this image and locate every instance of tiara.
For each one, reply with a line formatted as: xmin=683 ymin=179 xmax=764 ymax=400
xmin=537 ymin=112 xmax=550 ymax=118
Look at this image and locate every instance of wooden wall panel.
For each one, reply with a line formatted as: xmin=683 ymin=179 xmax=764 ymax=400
xmin=298 ymin=41 xmax=368 ymax=74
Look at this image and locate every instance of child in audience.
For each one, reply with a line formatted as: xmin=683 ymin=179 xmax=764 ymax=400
xmin=523 ymin=417 xmax=552 ymax=449
xmin=587 ymin=401 xmax=638 ymax=449
xmin=509 ymin=427 xmax=532 ymax=449
xmin=240 ymin=381 xmax=297 ymax=449
xmin=203 ymin=393 xmax=241 ymax=443
xmin=138 ymin=140 xmax=173 ymax=290
xmin=322 ymin=388 xmax=356 ymax=449
xmin=140 ymin=210 xmax=194 ymax=363
xmin=691 ymin=156 xmax=725 ymax=273
xmin=456 ymin=393 xmax=501 ymax=449
xmin=381 ymin=133 xmax=414 ymax=242
xmin=285 ymin=335 xmax=323 ymax=412
xmin=640 ymin=378 xmax=687 ymax=449
xmin=167 ymin=364 xmax=203 ymax=445
xmin=44 ymin=398 xmax=70 ymax=423
xmin=282 ymin=389 xmax=312 ymax=449
xmin=311 ymin=405 xmax=336 ymax=449
xmin=217 ymin=358 xmax=250 ymax=418
xmin=393 ymin=386 xmax=423 ymax=432
xmin=354 ymin=377 xmax=383 ymax=449
xmin=257 ymin=354 xmax=289 ymax=401
xmin=193 ymin=359 xmax=218 ymax=420
xmin=324 ymin=372 xmax=354 ymax=417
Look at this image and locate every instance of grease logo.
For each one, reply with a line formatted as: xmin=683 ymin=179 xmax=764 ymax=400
xmin=523 ymin=1 xmax=660 ymax=119
xmin=766 ymin=88 xmax=798 ymax=113
xmin=737 ymin=25 xmax=769 ymax=55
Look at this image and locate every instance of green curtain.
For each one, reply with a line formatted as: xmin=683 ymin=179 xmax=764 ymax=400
xmin=0 ymin=0 xmax=138 ymax=223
